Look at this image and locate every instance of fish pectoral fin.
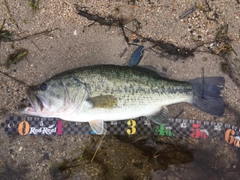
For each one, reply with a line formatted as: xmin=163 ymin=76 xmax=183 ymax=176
xmin=89 ymin=120 xmax=104 ymax=135
xmin=88 ymin=95 xmax=117 ymax=109
xmin=147 ymin=106 xmax=169 ymax=124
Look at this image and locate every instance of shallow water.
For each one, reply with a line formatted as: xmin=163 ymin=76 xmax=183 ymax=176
xmin=1 ymin=0 xmax=240 ymax=179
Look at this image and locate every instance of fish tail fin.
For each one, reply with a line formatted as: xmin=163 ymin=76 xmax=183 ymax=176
xmin=188 ymin=77 xmax=225 ymax=116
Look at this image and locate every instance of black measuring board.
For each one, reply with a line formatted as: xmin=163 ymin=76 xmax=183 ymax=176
xmin=3 ymin=116 xmax=240 ymax=148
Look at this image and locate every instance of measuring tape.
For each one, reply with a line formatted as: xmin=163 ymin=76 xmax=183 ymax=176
xmin=3 ymin=116 xmax=240 ymax=148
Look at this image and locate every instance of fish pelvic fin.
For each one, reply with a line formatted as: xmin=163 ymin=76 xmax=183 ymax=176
xmin=189 ymin=77 xmax=225 ymax=116
xmin=147 ymin=106 xmax=169 ymax=124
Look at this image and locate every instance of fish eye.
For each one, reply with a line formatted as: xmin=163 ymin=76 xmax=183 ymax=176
xmin=40 ymin=83 xmax=48 ymax=91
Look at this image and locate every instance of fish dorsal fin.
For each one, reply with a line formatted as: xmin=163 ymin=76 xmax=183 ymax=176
xmin=89 ymin=120 xmax=104 ymax=135
xmin=147 ymin=106 xmax=169 ymax=124
xmin=88 ymin=95 xmax=118 ymax=109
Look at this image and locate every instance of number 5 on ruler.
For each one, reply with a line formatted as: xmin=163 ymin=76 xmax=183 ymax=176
xmin=126 ymin=120 xmax=136 ymax=135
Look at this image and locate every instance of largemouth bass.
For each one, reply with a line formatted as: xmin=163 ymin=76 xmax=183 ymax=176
xmin=20 ymin=65 xmax=225 ymax=134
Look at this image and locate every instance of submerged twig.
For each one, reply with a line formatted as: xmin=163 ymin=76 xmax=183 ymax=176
xmin=91 ymin=134 xmax=106 ymax=162
xmin=124 ymin=26 xmax=195 ymax=59
xmin=75 ymin=5 xmax=130 ymax=27
xmin=202 ymin=67 xmax=205 ymax=99
xmin=6 ymin=28 xmax=60 ymax=42
xmin=3 ymin=0 xmax=19 ymax=29
xmin=0 ymin=158 xmax=6 ymax=168
xmin=0 ymin=158 xmax=25 ymax=180
xmin=0 ymin=71 xmax=29 ymax=87
xmin=119 ymin=19 xmax=129 ymax=44
xmin=0 ymin=20 xmax=59 ymax=43
xmin=120 ymin=47 xmax=127 ymax=58
xmin=174 ymin=109 xmax=184 ymax=119
xmin=0 ymin=21 xmax=58 ymax=43
xmin=179 ymin=7 xmax=195 ymax=19
xmin=0 ymin=20 xmax=5 ymax=31
xmin=0 ymin=20 xmax=14 ymax=43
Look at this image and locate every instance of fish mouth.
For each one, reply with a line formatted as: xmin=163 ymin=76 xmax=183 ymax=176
xmin=19 ymin=89 xmax=43 ymax=114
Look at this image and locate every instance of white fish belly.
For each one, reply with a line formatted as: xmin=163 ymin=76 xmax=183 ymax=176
xmin=66 ymin=96 xmax=192 ymax=122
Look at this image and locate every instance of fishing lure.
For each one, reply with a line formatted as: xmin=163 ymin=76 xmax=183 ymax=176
xmin=129 ymin=46 xmax=144 ymax=67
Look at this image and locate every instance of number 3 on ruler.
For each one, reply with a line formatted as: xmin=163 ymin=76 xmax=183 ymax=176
xmin=126 ymin=120 xmax=136 ymax=135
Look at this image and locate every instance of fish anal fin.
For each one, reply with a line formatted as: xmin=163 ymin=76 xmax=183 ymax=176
xmin=147 ymin=106 xmax=169 ymax=124
xmin=89 ymin=120 xmax=104 ymax=135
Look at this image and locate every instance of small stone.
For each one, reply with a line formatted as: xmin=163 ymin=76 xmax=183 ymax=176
xmin=0 ymin=123 xmax=5 ymax=127
xmin=73 ymin=30 xmax=77 ymax=36
xmin=43 ymin=153 xmax=50 ymax=160
xmin=19 ymin=146 xmax=23 ymax=151
xmin=9 ymin=149 xmax=14 ymax=154
xmin=162 ymin=67 xmax=167 ymax=72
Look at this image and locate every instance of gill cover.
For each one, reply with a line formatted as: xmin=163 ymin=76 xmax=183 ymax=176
xmin=24 ymin=74 xmax=88 ymax=117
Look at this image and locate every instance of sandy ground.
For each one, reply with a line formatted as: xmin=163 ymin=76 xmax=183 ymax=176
xmin=0 ymin=0 xmax=240 ymax=179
